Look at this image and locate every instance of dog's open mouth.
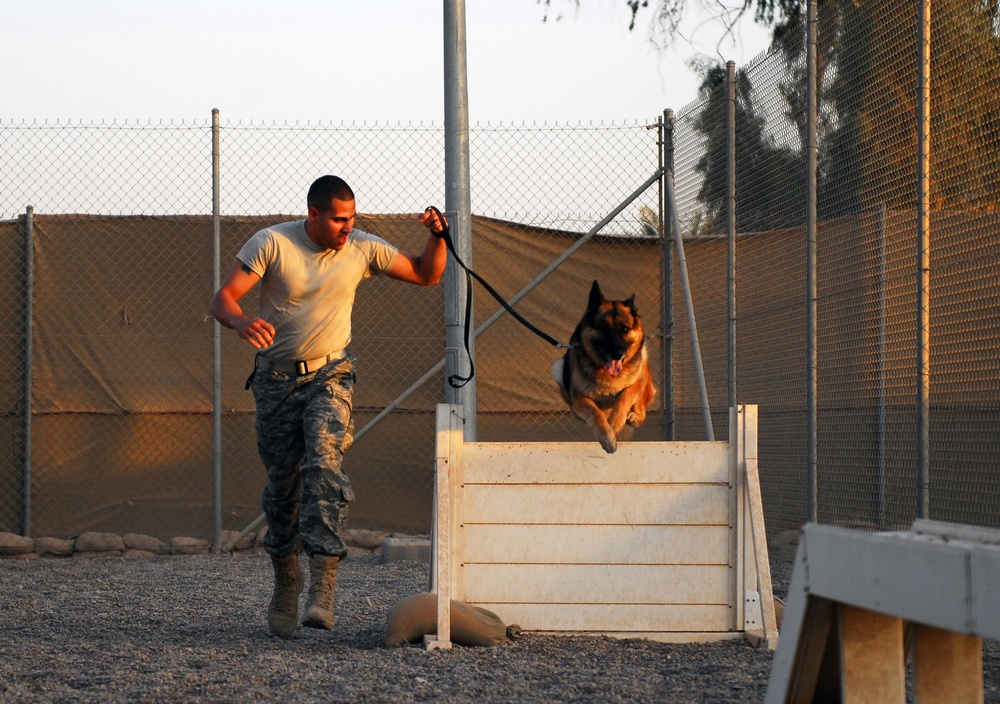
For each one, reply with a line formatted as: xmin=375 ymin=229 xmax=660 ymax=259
xmin=605 ymin=359 xmax=624 ymax=377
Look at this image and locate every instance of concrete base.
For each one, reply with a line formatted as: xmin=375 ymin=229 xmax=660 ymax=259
xmin=381 ymin=537 xmax=431 ymax=563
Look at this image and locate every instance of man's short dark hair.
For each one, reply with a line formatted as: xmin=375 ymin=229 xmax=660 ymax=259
xmin=307 ymin=175 xmax=355 ymax=211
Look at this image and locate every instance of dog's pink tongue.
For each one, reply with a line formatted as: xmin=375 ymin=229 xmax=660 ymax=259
xmin=606 ymin=359 xmax=623 ymax=377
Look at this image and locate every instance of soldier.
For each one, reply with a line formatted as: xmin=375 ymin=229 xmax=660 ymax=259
xmin=211 ymin=175 xmax=447 ymax=636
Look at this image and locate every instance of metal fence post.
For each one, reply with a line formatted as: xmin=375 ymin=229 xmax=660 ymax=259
xmin=211 ymin=108 xmax=222 ymax=551
xmin=661 ymin=109 xmax=675 ymax=441
xmin=917 ymin=0 xmax=931 ymax=519
xmin=443 ymin=0 xmax=476 ymax=440
xmin=877 ymin=203 xmax=888 ymax=529
xmin=806 ymin=0 xmax=819 ymax=524
xmin=664 ymin=174 xmax=714 ymax=441
xmin=727 ymin=61 xmax=737 ymax=412
xmin=22 ymin=205 xmax=34 ymax=537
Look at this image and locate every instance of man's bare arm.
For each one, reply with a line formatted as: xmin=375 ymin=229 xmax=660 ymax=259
xmin=211 ymin=260 xmax=275 ymax=348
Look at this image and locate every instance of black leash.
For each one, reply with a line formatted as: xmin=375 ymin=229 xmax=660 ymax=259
xmin=425 ymin=206 xmax=573 ymax=388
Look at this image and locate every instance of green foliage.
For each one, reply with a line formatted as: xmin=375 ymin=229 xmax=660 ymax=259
xmin=674 ymin=0 xmax=1000 ymax=221
xmin=542 ymin=0 xmax=1000 ymax=217
xmin=820 ymin=0 xmax=1000 ymax=216
xmin=690 ymin=62 xmax=807 ymax=235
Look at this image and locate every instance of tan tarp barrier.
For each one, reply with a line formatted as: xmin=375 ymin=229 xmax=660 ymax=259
xmin=0 ymin=218 xmax=26 ymax=534
xmin=3 ymin=211 xmax=999 ymax=538
xmin=2 ymin=214 xmax=670 ymax=538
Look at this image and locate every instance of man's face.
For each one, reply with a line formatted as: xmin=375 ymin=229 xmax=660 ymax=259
xmin=307 ymin=198 xmax=356 ymax=250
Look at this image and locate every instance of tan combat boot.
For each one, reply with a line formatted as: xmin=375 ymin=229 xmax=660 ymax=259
xmin=302 ymin=555 xmax=340 ymax=629
xmin=267 ymin=552 xmax=303 ymax=637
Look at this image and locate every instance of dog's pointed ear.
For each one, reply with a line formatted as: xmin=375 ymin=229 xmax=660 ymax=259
xmin=588 ymin=280 xmax=604 ymax=311
xmin=624 ymin=294 xmax=636 ymax=311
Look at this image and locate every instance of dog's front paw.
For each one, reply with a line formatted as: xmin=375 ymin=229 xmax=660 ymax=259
xmin=598 ymin=432 xmax=617 ymax=454
xmin=626 ymin=409 xmax=646 ymax=427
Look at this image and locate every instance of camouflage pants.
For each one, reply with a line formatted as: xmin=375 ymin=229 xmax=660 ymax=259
xmin=250 ymin=353 xmax=356 ymax=559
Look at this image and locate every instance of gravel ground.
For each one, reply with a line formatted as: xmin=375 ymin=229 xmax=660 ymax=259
xmin=0 ymin=552 xmax=997 ymax=703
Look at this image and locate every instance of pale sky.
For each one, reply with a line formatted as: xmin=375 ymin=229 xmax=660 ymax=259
xmin=3 ymin=1 xmax=774 ymax=124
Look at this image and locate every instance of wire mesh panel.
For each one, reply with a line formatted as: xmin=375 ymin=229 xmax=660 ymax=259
xmin=0 ymin=119 xmax=217 ymax=543
xmin=0 ymin=218 xmax=28 ymax=538
xmin=28 ymin=215 xmax=215 ymax=538
xmin=2 ymin=0 xmax=1000 ymax=567
xmin=0 ymin=117 xmax=670 ymax=545
xmin=0 ymin=120 xmax=211 ymax=218
xmin=666 ymin=0 xmax=1000 ymax=585
xmin=925 ymin=0 xmax=1000 ymax=527
xmin=466 ymin=120 xmax=668 ymax=443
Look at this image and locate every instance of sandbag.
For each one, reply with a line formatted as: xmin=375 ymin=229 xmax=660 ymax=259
xmin=385 ymin=592 xmax=521 ymax=647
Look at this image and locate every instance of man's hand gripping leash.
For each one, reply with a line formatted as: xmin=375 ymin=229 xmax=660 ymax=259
xmin=423 ymin=206 xmax=574 ymax=389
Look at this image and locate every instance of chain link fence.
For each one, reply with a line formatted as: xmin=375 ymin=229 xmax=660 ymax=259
xmin=0 ymin=115 xmax=667 ymax=549
xmin=3 ymin=1 xmax=1000 ymax=584
xmin=668 ymin=0 xmax=1000 ymax=582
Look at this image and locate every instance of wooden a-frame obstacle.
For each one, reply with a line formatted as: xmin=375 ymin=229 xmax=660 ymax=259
xmin=424 ymin=404 xmax=778 ymax=650
xmin=765 ymin=519 xmax=1000 ymax=703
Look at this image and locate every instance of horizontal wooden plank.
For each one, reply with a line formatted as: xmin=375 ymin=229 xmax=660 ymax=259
xmin=804 ymin=525 xmax=974 ymax=634
xmin=460 ymin=563 xmax=730 ymax=605
xmin=459 ymin=524 xmax=730 ymax=565
xmin=473 ymin=602 xmax=731 ymax=633
xmin=799 ymin=524 xmax=1000 ymax=641
xmin=462 ymin=441 xmax=731 ymax=485
xmin=460 ymin=483 xmax=731 ymax=525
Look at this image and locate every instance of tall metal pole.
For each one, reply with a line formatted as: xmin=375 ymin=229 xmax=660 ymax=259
xmin=661 ymin=109 xmax=675 ymax=441
xmin=805 ymin=0 xmax=819 ymax=523
xmin=726 ymin=61 xmax=737 ymax=413
xmin=916 ymin=0 xmax=931 ymax=519
xmin=443 ymin=0 xmax=476 ymax=439
xmin=211 ymin=108 xmax=223 ymax=551
xmin=22 ymin=205 xmax=34 ymax=536
xmin=665 ymin=175 xmax=714 ymax=442
xmin=877 ymin=204 xmax=888 ymax=529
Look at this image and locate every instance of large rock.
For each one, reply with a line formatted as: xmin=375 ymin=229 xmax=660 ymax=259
xmin=123 ymin=550 xmax=158 ymax=559
xmin=0 ymin=532 xmax=35 ymax=556
xmin=170 ymin=537 xmax=211 ymax=555
xmin=345 ymin=528 xmax=388 ymax=550
xmin=123 ymin=533 xmax=169 ymax=555
xmin=220 ymin=530 xmax=255 ymax=552
xmin=35 ymin=537 xmax=74 ymax=557
xmin=75 ymin=532 xmax=125 ymax=553
xmin=381 ymin=536 xmax=431 ymax=563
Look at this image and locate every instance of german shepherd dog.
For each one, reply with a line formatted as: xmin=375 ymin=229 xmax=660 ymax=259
xmin=552 ymin=280 xmax=656 ymax=453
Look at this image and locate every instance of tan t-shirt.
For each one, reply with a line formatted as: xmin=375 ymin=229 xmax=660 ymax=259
xmin=236 ymin=219 xmax=398 ymax=361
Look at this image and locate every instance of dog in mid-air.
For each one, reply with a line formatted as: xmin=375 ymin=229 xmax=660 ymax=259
xmin=552 ymin=280 xmax=656 ymax=454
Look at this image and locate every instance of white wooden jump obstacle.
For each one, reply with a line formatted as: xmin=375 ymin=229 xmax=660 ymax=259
xmin=765 ymin=519 xmax=1000 ymax=703
xmin=425 ymin=403 xmax=778 ymax=650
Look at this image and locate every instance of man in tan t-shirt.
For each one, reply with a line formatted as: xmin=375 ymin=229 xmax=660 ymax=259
xmin=211 ymin=175 xmax=447 ymax=637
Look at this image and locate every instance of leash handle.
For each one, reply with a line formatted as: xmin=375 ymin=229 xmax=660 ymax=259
xmin=424 ymin=206 xmax=570 ymax=389
xmin=426 ymin=206 xmax=474 ymax=388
